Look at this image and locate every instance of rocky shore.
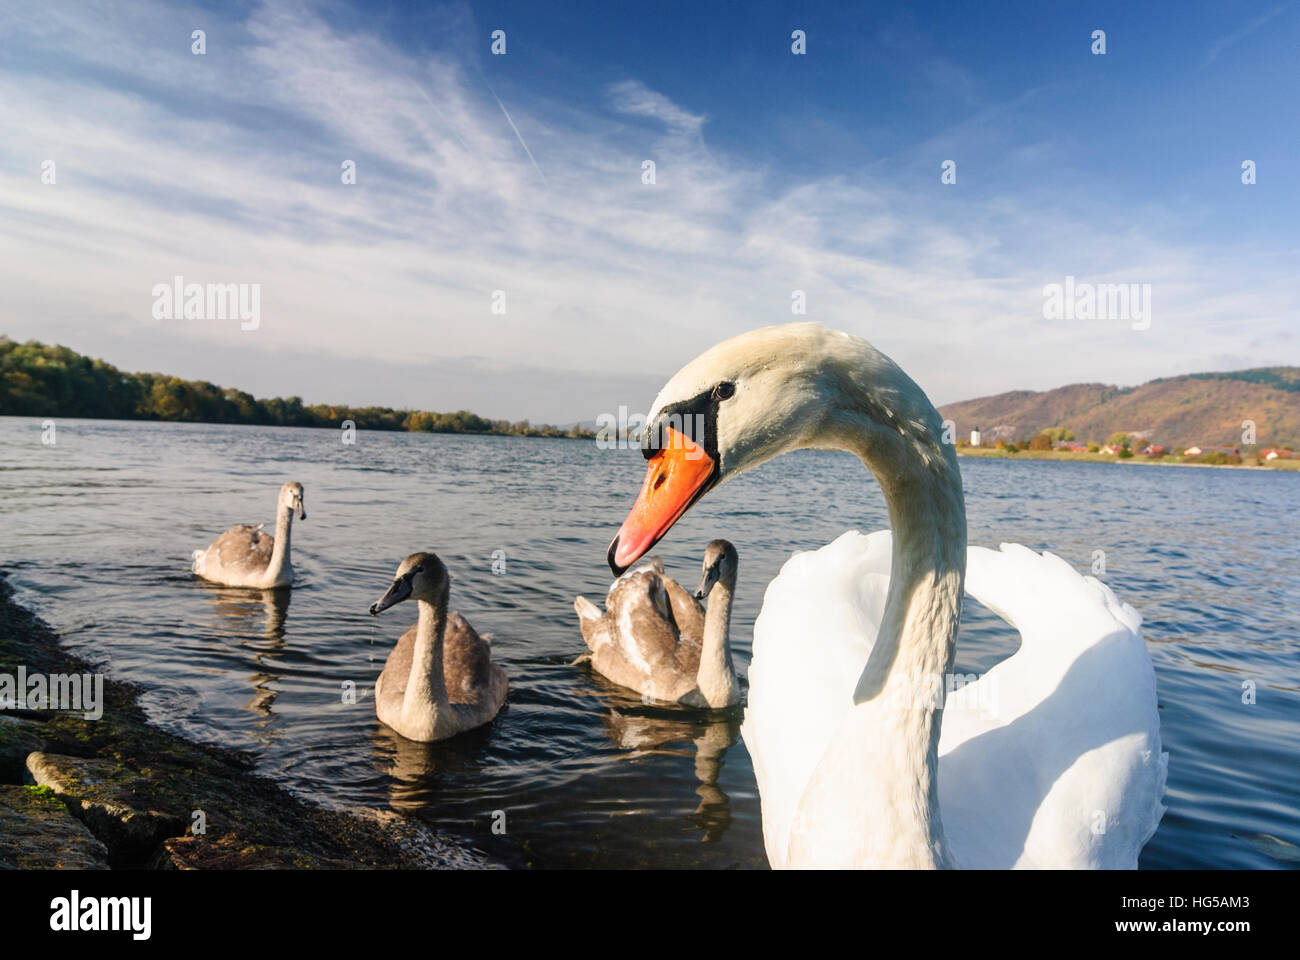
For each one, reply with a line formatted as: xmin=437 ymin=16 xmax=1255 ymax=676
xmin=0 ymin=571 xmax=495 ymax=870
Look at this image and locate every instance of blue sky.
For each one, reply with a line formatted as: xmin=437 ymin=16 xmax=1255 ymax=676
xmin=1 ymin=0 xmax=1297 ymax=421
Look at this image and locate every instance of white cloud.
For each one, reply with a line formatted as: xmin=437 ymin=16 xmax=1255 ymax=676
xmin=609 ymin=79 xmax=707 ymax=135
xmin=0 ymin=0 xmax=1295 ymax=423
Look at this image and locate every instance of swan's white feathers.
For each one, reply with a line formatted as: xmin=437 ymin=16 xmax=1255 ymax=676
xmin=634 ymin=322 xmax=1164 ymax=867
xmin=741 ymin=530 xmax=891 ymax=865
xmin=742 ymin=530 xmax=1168 ymax=868
xmin=647 ymin=323 xmax=950 ymax=482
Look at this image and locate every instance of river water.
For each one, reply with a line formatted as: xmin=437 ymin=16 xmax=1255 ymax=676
xmin=1 ymin=416 xmax=1296 ymax=868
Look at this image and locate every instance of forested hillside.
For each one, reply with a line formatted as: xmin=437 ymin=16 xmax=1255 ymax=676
xmin=0 ymin=337 xmax=590 ymax=438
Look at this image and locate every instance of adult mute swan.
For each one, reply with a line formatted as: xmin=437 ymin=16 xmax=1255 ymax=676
xmin=192 ymin=481 xmax=306 ymax=588
xmin=369 ymin=552 xmax=508 ymax=742
xmin=574 ymin=540 xmax=740 ymax=708
xmin=606 ymin=322 xmax=1166 ymax=869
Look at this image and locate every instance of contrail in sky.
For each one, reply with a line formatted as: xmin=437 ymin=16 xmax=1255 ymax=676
xmin=493 ymin=92 xmax=546 ymax=182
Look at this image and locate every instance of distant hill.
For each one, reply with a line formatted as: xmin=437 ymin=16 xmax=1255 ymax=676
xmin=939 ymin=368 xmax=1300 ymax=450
xmin=0 ymin=336 xmax=592 ymax=439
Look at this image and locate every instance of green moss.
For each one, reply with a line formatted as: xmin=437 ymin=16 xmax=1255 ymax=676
xmin=24 ymin=784 xmax=67 ymax=810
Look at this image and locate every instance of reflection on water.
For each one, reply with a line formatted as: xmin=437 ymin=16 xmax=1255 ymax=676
xmin=599 ymin=701 xmax=741 ymax=844
xmin=1 ymin=416 xmax=1298 ymax=868
xmin=372 ymin=721 xmax=501 ymax=815
xmin=196 ymin=584 xmax=291 ymax=727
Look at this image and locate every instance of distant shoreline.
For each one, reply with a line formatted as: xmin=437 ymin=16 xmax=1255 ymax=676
xmin=955 ymin=447 xmax=1300 ymax=472
xmin=1 ymin=336 xmax=595 ymax=441
xmin=0 ymin=412 xmax=590 ymax=440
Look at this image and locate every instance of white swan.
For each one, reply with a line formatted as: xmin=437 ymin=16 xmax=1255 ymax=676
xmin=368 ymin=552 xmax=508 ymax=742
xmin=574 ymin=540 xmax=740 ymax=708
xmin=605 ymin=322 xmax=1167 ymax=868
xmin=192 ymin=481 xmax=305 ymax=589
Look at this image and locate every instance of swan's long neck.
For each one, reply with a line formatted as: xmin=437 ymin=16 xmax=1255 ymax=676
xmin=787 ymin=379 xmax=966 ymax=868
xmin=266 ymin=505 xmax=293 ymax=579
xmin=696 ymin=574 xmax=739 ymax=708
xmin=405 ymin=593 xmax=450 ymax=727
xmin=858 ymin=447 xmax=965 ymax=865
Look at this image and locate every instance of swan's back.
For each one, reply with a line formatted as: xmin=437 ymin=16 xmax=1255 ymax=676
xmin=193 ymin=524 xmax=275 ymax=583
xmin=742 ymin=530 xmax=1167 ymax=869
xmin=576 ymin=560 xmax=706 ymax=702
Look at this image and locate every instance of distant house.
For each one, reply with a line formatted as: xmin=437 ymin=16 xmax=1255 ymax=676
xmin=1053 ymin=441 xmax=1088 ymax=452
xmin=1100 ymin=444 xmax=1123 ymax=455
xmin=970 ymin=426 xmax=982 ymax=447
xmin=1186 ymin=445 xmax=1239 ymax=457
xmin=1262 ymin=448 xmax=1294 ymax=460
xmin=1183 ymin=446 xmax=1203 ymax=456
xmin=1138 ymin=444 xmax=1167 ymax=456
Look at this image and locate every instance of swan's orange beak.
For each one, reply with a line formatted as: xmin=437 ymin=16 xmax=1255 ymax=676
xmin=608 ymin=427 xmax=714 ymax=575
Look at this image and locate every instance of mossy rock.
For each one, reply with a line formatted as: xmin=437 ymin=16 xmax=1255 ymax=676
xmin=0 ymin=715 xmax=46 ymax=782
xmin=26 ymin=751 xmax=187 ymax=865
xmin=0 ymin=783 xmax=110 ymax=869
xmin=2 ymin=571 xmax=495 ymax=870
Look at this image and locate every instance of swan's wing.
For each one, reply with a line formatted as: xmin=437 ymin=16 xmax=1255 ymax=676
xmin=203 ymin=523 xmax=273 ymax=578
xmin=573 ymin=595 xmax=609 ymax=651
xmin=443 ymin=611 xmax=496 ymax=705
xmin=663 ymin=575 xmax=705 ymax=676
xmin=590 ymin=564 xmax=688 ymax=696
xmin=605 ymin=564 xmax=681 ymax=668
xmin=740 ymin=530 xmax=892 ymax=867
xmin=940 ymin=544 xmax=1167 ymax=868
xmin=743 ymin=533 xmax=1166 ymax=870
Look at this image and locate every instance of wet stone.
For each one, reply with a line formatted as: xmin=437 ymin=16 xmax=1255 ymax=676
xmin=0 ymin=715 xmax=46 ymax=782
xmin=153 ymin=833 xmax=365 ymax=870
xmin=0 ymin=783 xmax=110 ymax=869
xmin=25 ymin=751 xmax=186 ymax=863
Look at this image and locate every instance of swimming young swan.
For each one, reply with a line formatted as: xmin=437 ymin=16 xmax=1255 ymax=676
xmin=574 ymin=540 xmax=740 ymax=709
xmin=606 ymin=322 xmax=1167 ymax=868
xmin=192 ymin=482 xmax=306 ymax=589
xmin=368 ymin=552 xmax=508 ymax=742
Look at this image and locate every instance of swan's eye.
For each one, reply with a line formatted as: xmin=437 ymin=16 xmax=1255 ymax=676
xmin=713 ymin=381 xmax=735 ymax=401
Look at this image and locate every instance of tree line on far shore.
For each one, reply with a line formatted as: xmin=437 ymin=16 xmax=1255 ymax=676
xmin=0 ymin=336 xmax=593 ymax=439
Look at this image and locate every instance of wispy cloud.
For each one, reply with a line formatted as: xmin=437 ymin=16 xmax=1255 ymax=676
xmin=1201 ymin=2 xmax=1292 ymax=68
xmin=0 ymin=0 xmax=1295 ymax=422
xmin=609 ymin=79 xmax=707 ymax=135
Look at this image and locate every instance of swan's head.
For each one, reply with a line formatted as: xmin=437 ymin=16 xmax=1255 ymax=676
xmin=369 ymin=552 xmax=449 ymax=615
xmin=694 ymin=539 xmax=738 ymax=600
xmin=280 ymin=481 xmax=306 ymax=521
xmin=608 ymin=322 xmax=951 ymax=573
